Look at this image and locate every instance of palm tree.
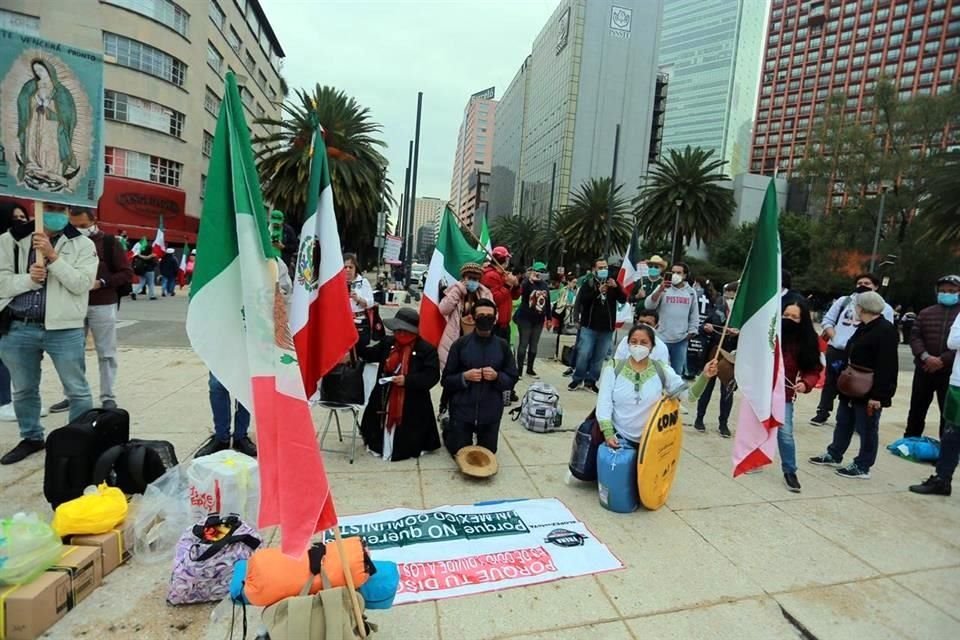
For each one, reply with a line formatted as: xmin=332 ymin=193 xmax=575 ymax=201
xmin=555 ymin=177 xmax=632 ymax=266
xmin=253 ymin=85 xmax=394 ymax=266
xmin=489 ymin=214 xmax=551 ymax=268
xmin=920 ymin=150 xmax=960 ymax=245
xmin=634 ymin=146 xmax=736 ymax=259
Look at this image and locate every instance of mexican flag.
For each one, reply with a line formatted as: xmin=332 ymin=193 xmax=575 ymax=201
xmin=127 ymin=237 xmax=147 ymax=262
xmin=151 ymin=216 xmax=166 ymax=259
xmin=420 ymin=206 xmax=486 ymax=346
xmin=477 ymin=212 xmax=492 ymax=254
xmin=289 ymin=128 xmax=358 ymax=399
xmin=728 ymin=180 xmax=784 ymax=477
xmin=177 ymin=243 xmax=190 ymax=287
xmin=186 ymin=72 xmax=337 ymax=555
xmin=617 ymin=224 xmax=642 ymax=297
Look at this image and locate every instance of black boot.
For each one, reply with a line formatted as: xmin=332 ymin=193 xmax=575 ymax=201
xmin=909 ymin=475 xmax=952 ymax=496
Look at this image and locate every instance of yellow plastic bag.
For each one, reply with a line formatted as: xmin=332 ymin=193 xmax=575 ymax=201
xmin=636 ymin=397 xmax=683 ymax=510
xmin=52 ymin=484 xmax=128 ymax=537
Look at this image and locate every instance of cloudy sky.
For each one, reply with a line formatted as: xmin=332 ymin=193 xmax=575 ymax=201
xmin=266 ymin=0 xmax=557 ymax=215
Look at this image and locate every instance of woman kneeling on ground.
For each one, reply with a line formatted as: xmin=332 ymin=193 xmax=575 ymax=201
xmin=597 ymin=324 xmax=718 ymax=450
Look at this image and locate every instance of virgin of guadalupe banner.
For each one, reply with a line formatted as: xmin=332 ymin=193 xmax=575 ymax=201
xmin=321 ymin=498 xmax=623 ymax=604
xmin=0 ymin=29 xmax=104 ymax=206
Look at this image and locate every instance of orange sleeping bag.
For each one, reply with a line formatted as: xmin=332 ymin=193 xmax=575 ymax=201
xmin=244 ymin=537 xmax=371 ymax=606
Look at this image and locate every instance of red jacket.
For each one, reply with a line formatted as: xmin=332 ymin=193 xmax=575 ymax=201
xmin=783 ymin=341 xmax=822 ymax=403
xmin=481 ymin=264 xmax=520 ymax=328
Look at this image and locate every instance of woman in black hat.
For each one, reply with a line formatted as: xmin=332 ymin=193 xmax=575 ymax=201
xmin=359 ymin=307 xmax=442 ymax=461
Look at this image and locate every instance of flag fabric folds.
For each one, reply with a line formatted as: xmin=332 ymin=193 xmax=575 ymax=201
xmin=419 ymin=206 xmax=487 ymax=347
xmin=186 ymin=72 xmax=337 ymax=555
xmin=617 ymin=225 xmax=642 ymax=297
xmin=477 ymin=212 xmax=492 ymax=255
xmin=728 ymin=180 xmax=785 ymax=477
xmin=151 ymin=217 xmax=166 ymax=259
xmin=289 ymin=128 xmax=359 ymax=399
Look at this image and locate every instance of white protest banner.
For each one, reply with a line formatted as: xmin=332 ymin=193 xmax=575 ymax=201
xmin=383 ymin=234 xmax=402 ymax=263
xmin=322 ymin=498 xmax=621 ymax=604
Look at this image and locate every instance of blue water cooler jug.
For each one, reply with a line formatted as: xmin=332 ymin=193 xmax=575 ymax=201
xmin=597 ymin=441 xmax=639 ymax=513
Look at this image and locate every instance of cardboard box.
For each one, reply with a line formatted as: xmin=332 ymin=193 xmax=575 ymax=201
xmin=68 ymin=530 xmax=124 ymax=577
xmin=49 ymin=546 xmax=103 ymax=607
xmin=0 ymin=572 xmax=70 ymax=640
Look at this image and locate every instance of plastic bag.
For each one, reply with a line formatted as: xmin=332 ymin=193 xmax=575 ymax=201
xmin=887 ymin=436 xmax=941 ymax=462
xmin=131 ymin=465 xmax=193 ymax=564
xmin=186 ymin=450 xmax=260 ymax=523
xmin=0 ymin=513 xmax=64 ymax=585
xmin=51 ymin=483 xmax=128 ymax=537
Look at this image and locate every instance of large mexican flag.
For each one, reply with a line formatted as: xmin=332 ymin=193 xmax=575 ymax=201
xmin=617 ymin=224 xmax=642 ymax=297
xmin=420 ymin=206 xmax=487 ymax=346
xmin=186 ymin=73 xmax=337 ymax=555
xmin=728 ymin=180 xmax=784 ymax=477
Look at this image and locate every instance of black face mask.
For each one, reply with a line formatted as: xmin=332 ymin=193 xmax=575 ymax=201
xmin=855 ymin=285 xmax=872 ymax=294
xmin=782 ymin=319 xmax=801 ymax=337
xmin=475 ymin=315 xmax=495 ymax=332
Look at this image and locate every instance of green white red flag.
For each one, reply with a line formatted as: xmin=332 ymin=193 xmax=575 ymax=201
xmin=127 ymin=237 xmax=146 ymax=262
xmin=186 ymin=72 xmax=337 ymax=555
xmin=728 ymin=180 xmax=784 ymax=476
xmin=617 ymin=224 xmax=642 ymax=297
xmin=477 ymin=212 xmax=492 ymax=255
xmin=289 ymin=128 xmax=358 ymax=398
xmin=420 ymin=206 xmax=486 ymax=346
xmin=151 ymin=216 xmax=166 ymax=259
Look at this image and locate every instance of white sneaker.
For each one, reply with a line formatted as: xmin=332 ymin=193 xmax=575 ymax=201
xmin=0 ymin=404 xmax=16 ymax=422
xmin=40 ymin=406 xmax=49 ymax=418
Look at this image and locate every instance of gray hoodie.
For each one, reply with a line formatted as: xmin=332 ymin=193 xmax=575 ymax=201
xmin=645 ymin=283 xmax=699 ymax=343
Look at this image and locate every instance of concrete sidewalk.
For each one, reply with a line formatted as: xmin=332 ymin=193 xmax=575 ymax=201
xmin=1 ymin=347 xmax=958 ymax=639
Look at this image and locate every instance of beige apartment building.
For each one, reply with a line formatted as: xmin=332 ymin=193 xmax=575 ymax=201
xmin=0 ymin=0 xmax=285 ymax=241
xmin=449 ymin=87 xmax=496 ymax=230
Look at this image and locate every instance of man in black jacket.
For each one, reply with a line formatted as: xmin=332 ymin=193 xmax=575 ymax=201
xmin=569 ymin=258 xmax=625 ymax=393
xmin=441 ymin=299 xmax=519 ymax=456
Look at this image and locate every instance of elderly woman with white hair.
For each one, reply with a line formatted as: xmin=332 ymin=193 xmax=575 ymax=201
xmin=809 ymin=291 xmax=900 ymax=479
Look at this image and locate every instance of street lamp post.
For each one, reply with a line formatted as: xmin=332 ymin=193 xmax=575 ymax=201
xmin=671 ymin=198 xmax=683 ymax=264
xmin=869 ymin=187 xmax=887 ymax=273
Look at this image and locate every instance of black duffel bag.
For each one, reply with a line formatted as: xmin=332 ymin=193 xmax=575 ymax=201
xmin=319 ymin=354 xmax=366 ymax=405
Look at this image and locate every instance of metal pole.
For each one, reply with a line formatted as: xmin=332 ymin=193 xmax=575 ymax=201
xmin=406 ymin=95 xmax=423 ymax=286
xmin=605 ymin=124 xmax=621 ymax=257
xmin=869 ymin=189 xmax=886 ymax=272
xmin=547 ymin=161 xmax=556 ymax=268
xmin=518 ymin=180 xmax=525 ymax=219
xmin=671 ymin=201 xmax=682 ymax=264
xmin=400 ymin=141 xmax=413 ymax=238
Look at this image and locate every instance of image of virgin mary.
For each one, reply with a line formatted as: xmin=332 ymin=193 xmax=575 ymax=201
xmin=15 ymin=58 xmax=80 ymax=192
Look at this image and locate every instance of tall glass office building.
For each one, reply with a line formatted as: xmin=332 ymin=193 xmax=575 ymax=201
xmin=659 ymin=0 xmax=768 ymax=176
xmin=489 ymin=0 xmax=664 ymax=223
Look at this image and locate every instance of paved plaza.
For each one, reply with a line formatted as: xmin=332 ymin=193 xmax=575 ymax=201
xmin=1 ymin=302 xmax=957 ymax=639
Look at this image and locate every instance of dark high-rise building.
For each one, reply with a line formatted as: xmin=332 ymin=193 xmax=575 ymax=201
xmin=750 ymin=0 xmax=959 ymax=179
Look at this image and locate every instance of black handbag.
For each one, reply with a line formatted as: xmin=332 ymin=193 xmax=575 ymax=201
xmin=319 ymin=355 xmax=366 ymax=405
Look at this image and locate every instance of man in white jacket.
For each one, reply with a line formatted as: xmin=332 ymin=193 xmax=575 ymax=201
xmin=909 ymin=311 xmax=960 ymax=496
xmin=0 ymin=204 xmax=98 ymax=464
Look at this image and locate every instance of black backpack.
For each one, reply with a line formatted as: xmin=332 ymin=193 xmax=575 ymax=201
xmin=103 ymin=234 xmax=133 ymax=300
xmin=43 ymin=408 xmax=130 ymax=508
xmin=92 ymin=439 xmax=177 ymax=495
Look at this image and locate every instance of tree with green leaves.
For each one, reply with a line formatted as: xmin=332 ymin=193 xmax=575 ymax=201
xmin=919 ymin=150 xmax=960 ymax=246
xmin=489 ymin=214 xmax=554 ymax=269
xmin=253 ymin=85 xmax=393 ymax=266
xmin=633 ymin=146 xmax=736 ymax=257
xmin=554 ymin=177 xmax=632 ymax=267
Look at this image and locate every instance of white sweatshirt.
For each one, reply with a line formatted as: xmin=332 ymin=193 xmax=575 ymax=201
xmin=821 ymin=293 xmax=895 ymax=349
xmin=948 ymin=312 xmax=960 ymax=387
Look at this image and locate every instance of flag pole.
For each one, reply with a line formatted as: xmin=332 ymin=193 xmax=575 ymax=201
xmin=456 ymin=218 xmax=509 ymax=276
xmin=332 ymin=525 xmax=368 ymax=638
xmin=33 ymin=201 xmax=44 ymax=266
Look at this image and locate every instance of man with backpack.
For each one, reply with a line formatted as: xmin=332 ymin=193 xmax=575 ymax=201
xmin=48 ymin=208 xmax=133 ymax=415
xmin=0 ymin=203 xmax=98 ymax=464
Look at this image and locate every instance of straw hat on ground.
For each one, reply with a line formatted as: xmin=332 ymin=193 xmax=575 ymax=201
xmin=455 ymin=446 xmax=498 ymax=478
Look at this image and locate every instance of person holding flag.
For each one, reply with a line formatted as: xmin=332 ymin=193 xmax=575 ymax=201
xmin=177 ymin=243 xmax=190 ymax=289
xmin=130 ymin=240 xmax=157 ymax=300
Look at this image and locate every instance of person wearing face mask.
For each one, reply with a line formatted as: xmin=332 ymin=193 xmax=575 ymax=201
xmin=904 ymin=275 xmax=960 ymax=440
xmin=693 ymin=282 xmax=740 ymax=437
xmin=437 ymin=262 xmax=493 ymax=371
xmin=629 ymin=255 xmax=667 ymax=319
xmin=644 ymin=261 xmax=700 ymax=376
xmin=0 ymin=204 xmax=33 ymax=422
xmin=0 ymin=203 xmax=98 ymax=465
xmin=569 ymin=258 xmax=625 ymax=392
xmin=441 ymin=298 xmax=519 ymax=457
xmin=481 ymin=246 xmax=521 ymax=342
xmin=598 ymin=324 xmax=717 ymax=451
xmin=779 ymin=300 xmax=823 ymax=493
xmin=809 ymin=291 xmax=899 ymax=479
xmin=359 ymin=308 xmax=441 ymax=461
xmin=46 ymin=209 xmax=133 ymax=416
xmin=812 ymin=273 xmax=895 ymax=426
xmin=614 ymin=310 xmax=669 ymax=363
xmin=159 ymin=247 xmax=179 ymax=297
xmin=343 ymin=253 xmax=375 ymax=349
xmin=513 ymin=261 xmax=551 ymax=378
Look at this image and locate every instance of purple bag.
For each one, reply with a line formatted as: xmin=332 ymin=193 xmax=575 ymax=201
xmin=167 ymin=513 xmax=261 ymax=605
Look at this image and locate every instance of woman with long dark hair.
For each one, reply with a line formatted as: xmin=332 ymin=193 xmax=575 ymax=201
xmin=780 ymin=300 xmax=823 ymax=492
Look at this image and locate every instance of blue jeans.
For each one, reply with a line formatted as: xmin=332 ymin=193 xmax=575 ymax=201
xmin=665 ymin=339 xmax=688 ymax=375
xmin=779 ymin=401 xmax=797 ymax=474
xmin=695 ymin=376 xmax=733 ymax=428
xmin=827 ymin=398 xmax=881 ymax=471
xmin=0 ymin=359 xmax=11 ymax=405
xmin=209 ymin=373 xmax=250 ymax=441
xmin=162 ymin=275 xmax=176 ymax=296
xmin=135 ymin=271 xmax=156 ymax=298
xmin=573 ymin=327 xmax=612 ymax=385
xmin=0 ymin=322 xmax=92 ymax=440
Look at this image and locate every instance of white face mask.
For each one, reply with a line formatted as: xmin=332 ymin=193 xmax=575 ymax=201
xmin=671 ymin=273 xmax=684 ymax=286
xmin=77 ymin=225 xmax=97 ymax=237
xmin=628 ymin=344 xmax=650 ymax=362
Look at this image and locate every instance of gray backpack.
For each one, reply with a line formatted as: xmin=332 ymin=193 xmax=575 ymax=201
xmin=511 ymin=382 xmax=563 ymax=433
